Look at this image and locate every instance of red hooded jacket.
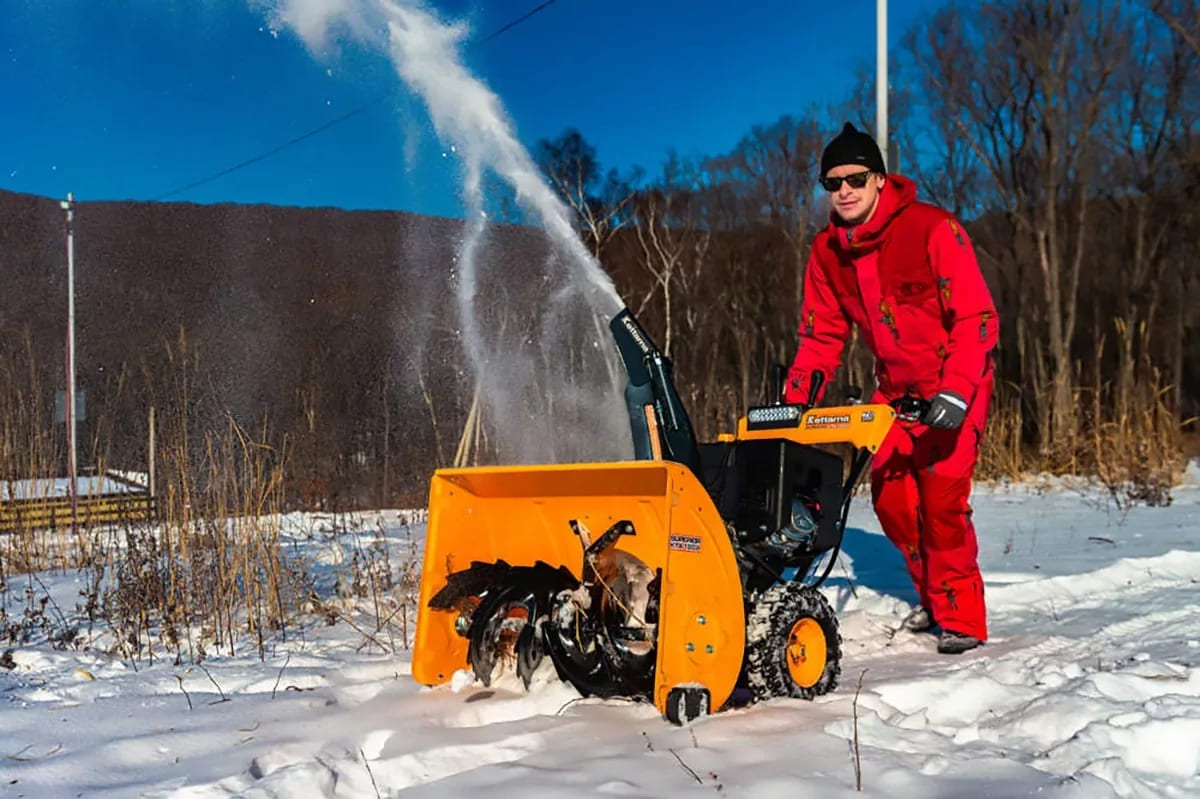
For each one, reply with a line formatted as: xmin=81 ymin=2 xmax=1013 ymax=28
xmin=785 ymin=175 xmax=998 ymax=406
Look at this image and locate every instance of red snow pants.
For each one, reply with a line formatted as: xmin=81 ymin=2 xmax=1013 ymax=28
xmin=870 ymin=380 xmax=992 ymax=640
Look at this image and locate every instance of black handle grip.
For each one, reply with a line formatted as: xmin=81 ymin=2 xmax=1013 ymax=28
xmin=771 ymin=364 xmax=787 ymax=404
xmin=806 ymin=370 xmax=825 ymax=409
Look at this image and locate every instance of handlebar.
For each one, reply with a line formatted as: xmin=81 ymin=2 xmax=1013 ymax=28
xmin=889 ymin=396 xmax=931 ymax=423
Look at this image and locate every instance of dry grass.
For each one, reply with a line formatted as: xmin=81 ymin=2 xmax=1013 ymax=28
xmin=1182 ymin=431 xmax=1200 ymax=460
xmin=0 ymin=327 xmax=427 ymax=665
xmin=301 ymin=511 xmax=424 ymax=653
xmin=977 ymin=384 xmax=1026 ymax=482
xmin=976 ymin=340 xmax=1189 ymax=506
xmin=0 ymin=332 xmax=317 ymax=663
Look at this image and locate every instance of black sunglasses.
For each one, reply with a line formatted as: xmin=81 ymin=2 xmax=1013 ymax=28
xmin=820 ymin=171 xmax=874 ymax=192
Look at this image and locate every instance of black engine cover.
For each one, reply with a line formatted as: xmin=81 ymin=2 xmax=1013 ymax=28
xmin=699 ymin=439 xmax=845 ymax=554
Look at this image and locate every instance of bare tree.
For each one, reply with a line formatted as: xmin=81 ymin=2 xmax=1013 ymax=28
xmin=535 ymin=128 xmax=642 ymax=262
xmin=907 ymin=0 xmax=1126 ymax=459
xmin=1151 ymin=0 xmax=1200 ymax=57
xmin=703 ymin=116 xmax=825 ymax=310
xmin=1093 ymin=5 xmax=1198 ymax=414
xmin=631 ymin=154 xmax=712 ymax=356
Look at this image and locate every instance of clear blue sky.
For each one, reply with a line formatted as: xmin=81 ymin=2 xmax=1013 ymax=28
xmin=1 ymin=0 xmax=948 ymax=217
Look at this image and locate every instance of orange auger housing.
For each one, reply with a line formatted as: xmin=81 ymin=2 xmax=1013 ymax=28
xmin=412 ymin=308 xmax=894 ymax=725
xmin=413 ymin=461 xmax=746 ymax=717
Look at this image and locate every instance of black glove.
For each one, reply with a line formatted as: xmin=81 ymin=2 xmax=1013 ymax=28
xmin=922 ymin=391 xmax=969 ymax=430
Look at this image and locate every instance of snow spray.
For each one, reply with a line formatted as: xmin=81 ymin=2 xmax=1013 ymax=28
xmin=261 ymin=0 xmax=633 ymax=465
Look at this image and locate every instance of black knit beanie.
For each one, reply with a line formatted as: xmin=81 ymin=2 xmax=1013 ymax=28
xmin=821 ymin=122 xmax=886 ymax=176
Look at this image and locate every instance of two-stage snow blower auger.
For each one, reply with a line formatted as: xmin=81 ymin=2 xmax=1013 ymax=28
xmin=412 ymin=308 xmax=895 ymax=724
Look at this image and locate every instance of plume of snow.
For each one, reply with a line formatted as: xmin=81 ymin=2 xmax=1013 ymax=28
xmin=258 ymin=0 xmax=631 ymax=464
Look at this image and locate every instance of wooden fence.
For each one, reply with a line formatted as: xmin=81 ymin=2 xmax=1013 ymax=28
xmin=0 ymin=480 xmax=155 ymax=533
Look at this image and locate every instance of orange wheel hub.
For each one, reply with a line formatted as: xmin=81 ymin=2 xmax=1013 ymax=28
xmin=786 ymin=618 xmax=827 ymax=688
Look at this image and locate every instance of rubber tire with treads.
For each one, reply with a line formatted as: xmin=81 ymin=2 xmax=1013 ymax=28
xmin=664 ymin=686 xmax=710 ymax=726
xmin=744 ymin=583 xmax=841 ymax=701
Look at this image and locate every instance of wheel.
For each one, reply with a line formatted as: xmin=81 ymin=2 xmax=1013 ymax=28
xmin=664 ymin=686 xmax=710 ymax=726
xmin=744 ymin=583 xmax=841 ymax=701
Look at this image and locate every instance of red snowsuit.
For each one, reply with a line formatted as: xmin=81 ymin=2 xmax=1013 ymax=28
xmin=785 ymin=175 xmax=998 ymax=640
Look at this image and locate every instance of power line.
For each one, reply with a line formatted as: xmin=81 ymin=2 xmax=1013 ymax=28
xmin=153 ymin=98 xmax=387 ymax=201
xmin=153 ymin=0 xmax=559 ymax=202
xmin=476 ymin=0 xmax=557 ymax=46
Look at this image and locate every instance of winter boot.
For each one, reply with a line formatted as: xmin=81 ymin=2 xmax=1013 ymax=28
xmin=937 ymin=630 xmax=981 ymax=655
xmin=901 ymin=606 xmax=933 ymax=632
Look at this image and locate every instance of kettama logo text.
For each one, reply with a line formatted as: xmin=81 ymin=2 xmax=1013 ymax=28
xmin=806 ymin=414 xmax=851 ymax=426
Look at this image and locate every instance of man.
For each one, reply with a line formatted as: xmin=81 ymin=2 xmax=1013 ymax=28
xmin=785 ymin=123 xmax=998 ymax=654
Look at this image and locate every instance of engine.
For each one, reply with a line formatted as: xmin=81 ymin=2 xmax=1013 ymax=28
xmin=755 ymin=496 xmax=820 ymax=560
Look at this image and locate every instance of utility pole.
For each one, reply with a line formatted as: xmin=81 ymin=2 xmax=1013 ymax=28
xmin=61 ymin=193 xmax=78 ymax=532
xmin=148 ymin=406 xmax=156 ymax=505
xmin=877 ymin=0 xmax=888 ymax=169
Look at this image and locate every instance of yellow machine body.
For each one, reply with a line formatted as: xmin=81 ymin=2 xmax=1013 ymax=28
xmin=411 ymin=402 xmax=894 ymax=716
xmin=412 ymin=460 xmax=746 ymax=716
xmin=719 ymin=403 xmax=895 ymax=453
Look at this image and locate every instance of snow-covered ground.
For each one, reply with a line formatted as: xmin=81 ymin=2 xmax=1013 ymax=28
xmin=3 ymin=467 xmax=1199 ymax=798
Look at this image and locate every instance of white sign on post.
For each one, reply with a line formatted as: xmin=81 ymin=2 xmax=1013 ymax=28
xmin=54 ymin=390 xmax=87 ymax=424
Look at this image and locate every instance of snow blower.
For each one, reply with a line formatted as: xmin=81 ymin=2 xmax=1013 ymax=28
xmin=412 ymin=308 xmax=895 ymax=724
